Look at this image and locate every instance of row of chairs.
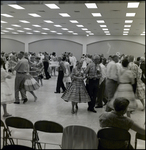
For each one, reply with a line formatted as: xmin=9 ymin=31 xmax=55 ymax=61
xmin=1 ymin=117 xmax=145 ymax=149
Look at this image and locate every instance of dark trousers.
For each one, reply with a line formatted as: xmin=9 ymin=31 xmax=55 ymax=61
xmin=97 ymin=79 xmax=106 ymax=107
xmin=43 ymin=61 xmax=51 ymax=79
xmin=70 ymin=66 xmax=73 ymax=73
xmin=87 ymin=79 xmax=99 ymax=110
xmin=132 ymin=78 xmax=137 ymax=94
xmin=56 ymin=71 xmax=66 ymax=93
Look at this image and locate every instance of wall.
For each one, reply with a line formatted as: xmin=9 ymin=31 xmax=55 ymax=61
xmin=1 ymin=34 xmax=145 ymax=59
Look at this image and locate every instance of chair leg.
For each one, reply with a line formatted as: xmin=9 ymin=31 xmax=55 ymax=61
xmin=135 ymin=139 xmax=137 ymax=149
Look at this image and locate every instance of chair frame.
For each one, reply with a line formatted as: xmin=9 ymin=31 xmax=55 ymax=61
xmin=34 ymin=120 xmax=63 ymax=149
xmin=97 ymin=127 xmax=131 ymax=149
xmin=5 ymin=117 xmax=35 ymax=149
xmin=135 ymin=132 xmax=145 ymax=149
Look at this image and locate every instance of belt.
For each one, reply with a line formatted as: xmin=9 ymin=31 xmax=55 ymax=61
xmin=119 ymin=82 xmax=130 ymax=84
xmin=17 ymin=72 xmax=27 ymax=74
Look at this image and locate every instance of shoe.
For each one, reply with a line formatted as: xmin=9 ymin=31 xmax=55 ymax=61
xmin=95 ymin=105 xmax=103 ymax=108
xmin=54 ymin=91 xmax=60 ymax=93
xmin=23 ymin=98 xmax=28 ymax=104
xmin=14 ymin=102 xmax=20 ymax=104
xmin=76 ymin=104 xmax=78 ymax=110
xmin=87 ymin=108 xmax=97 ymax=113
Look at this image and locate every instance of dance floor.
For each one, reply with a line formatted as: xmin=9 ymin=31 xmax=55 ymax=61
xmin=1 ymin=73 xmax=145 ymax=149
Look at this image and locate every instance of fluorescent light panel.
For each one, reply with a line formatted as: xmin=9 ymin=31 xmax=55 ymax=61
xmin=102 ymin=28 xmax=108 ymax=30
xmin=44 ymin=20 xmax=54 ymax=23
xmin=68 ymin=31 xmax=73 ymax=33
xmin=42 ymin=28 xmax=50 ymax=30
xmin=97 ymin=20 xmax=105 ymax=23
xmin=100 ymin=25 xmax=107 ymax=27
xmin=26 ymin=32 xmax=33 ymax=34
xmin=124 ymin=28 xmax=130 ymax=30
xmin=6 ymin=28 xmax=14 ymax=30
xmin=125 ymin=20 xmax=133 ymax=23
xmin=33 ymin=30 xmax=40 ymax=32
xmin=57 ymin=33 xmax=63 ymax=35
xmin=2 ymin=30 xmax=9 ymax=32
xmin=76 ymin=25 xmax=84 ymax=27
xmin=41 ymin=33 xmax=47 ymax=34
xmin=82 ymin=28 xmax=88 ymax=30
xmin=127 ymin=2 xmax=139 ymax=8
xmin=28 ymin=13 xmax=41 ymax=17
xmin=59 ymin=13 xmax=70 ymax=17
xmin=70 ymin=20 xmax=78 ymax=23
xmin=19 ymin=20 xmax=30 ymax=23
xmin=1 ymin=14 xmax=13 ymax=17
xmin=126 ymin=13 xmax=136 ymax=17
xmin=62 ymin=28 xmax=68 ymax=30
xmin=8 ymin=4 xmax=25 ymax=9
xmin=17 ymin=30 xmax=24 ymax=32
xmin=32 ymin=25 xmax=41 ymax=27
xmin=12 ymin=24 xmax=21 ymax=27
xmin=124 ymin=25 xmax=131 ymax=27
xmin=45 ymin=4 xmax=60 ymax=9
xmin=1 ymin=21 xmax=7 ymax=23
xmin=85 ymin=3 xmax=97 ymax=9
xmin=24 ymin=28 xmax=32 ymax=30
xmin=54 ymin=25 xmax=62 ymax=27
xmin=50 ymin=31 xmax=56 ymax=32
xmin=92 ymin=13 xmax=101 ymax=17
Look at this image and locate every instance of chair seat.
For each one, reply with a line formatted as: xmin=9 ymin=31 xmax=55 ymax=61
xmin=9 ymin=129 xmax=33 ymax=141
xmin=37 ymin=132 xmax=62 ymax=145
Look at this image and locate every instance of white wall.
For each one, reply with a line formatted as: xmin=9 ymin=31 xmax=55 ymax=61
xmin=1 ymin=34 xmax=145 ymax=58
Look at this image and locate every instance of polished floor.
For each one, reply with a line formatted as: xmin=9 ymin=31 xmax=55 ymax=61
xmin=1 ymin=73 xmax=145 ymax=149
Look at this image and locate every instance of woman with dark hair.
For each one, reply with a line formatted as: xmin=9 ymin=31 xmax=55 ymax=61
xmin=108 ymin=58 xmax=137 ymax=117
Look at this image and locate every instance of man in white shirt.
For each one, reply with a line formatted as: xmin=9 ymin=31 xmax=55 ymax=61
xmin=105 ymin=55 xmax=119 ymax=111
xmin=69 ymin=53 xmax=77 ymax=72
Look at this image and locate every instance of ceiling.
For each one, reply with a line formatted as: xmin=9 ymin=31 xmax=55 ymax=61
xmin=1 ymin=1 xmax=145 ymax=36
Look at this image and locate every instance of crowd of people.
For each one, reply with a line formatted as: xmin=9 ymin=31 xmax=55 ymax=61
xmin=1 ymin=50 xmax=145 ymax=148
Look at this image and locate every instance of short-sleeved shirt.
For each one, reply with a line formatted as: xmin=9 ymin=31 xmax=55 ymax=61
xmin=99 ymin=111 xmax=134 ymax=130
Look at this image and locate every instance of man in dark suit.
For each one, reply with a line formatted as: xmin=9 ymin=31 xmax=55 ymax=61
xmin=140 ymin=56 xmax=145 ymax=84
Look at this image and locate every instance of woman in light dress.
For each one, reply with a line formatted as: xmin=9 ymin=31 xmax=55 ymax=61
xmin=108 ymin=58 xmax=137 ymax=117
xmin=61 ymin=60 xmax=91 ymax=114
xmin=1 ymin=58 xmax=14 ymax=117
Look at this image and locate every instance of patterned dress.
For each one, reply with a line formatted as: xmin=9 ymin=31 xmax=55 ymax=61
xmin=136 ymin=67 xmax=145 ymax=100
xmin=61 ymin=67 xmax=91 ymax=103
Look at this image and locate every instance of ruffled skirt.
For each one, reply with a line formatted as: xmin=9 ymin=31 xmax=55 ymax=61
xmin=24 ymin=74 xmax=40 ymax=91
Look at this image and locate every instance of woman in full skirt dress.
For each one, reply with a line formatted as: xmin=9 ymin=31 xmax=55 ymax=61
xmin=1 ymin=58 xmax=14 ymax=117
xmin=108 ymin=58 xmax=137 ymax=117
xmin=61 ymin=60 xmax=91 ymax=114
xmin=135 ymin=67 xmax=145 ymax=110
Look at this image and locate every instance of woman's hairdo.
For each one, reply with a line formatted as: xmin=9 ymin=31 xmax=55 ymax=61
xmin=122 ymin=58 xmax=129 ymax=67
xmin=113 ymin=97 xmax=129 ymax=112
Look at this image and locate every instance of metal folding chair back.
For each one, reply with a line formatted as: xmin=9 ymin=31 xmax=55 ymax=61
xmin=5 ymin=117 xmax=35 ymax=149
xmin=34 ymin=120 xmax=63 ymax=149
xmin=97 ymin=127 xmax=131 ymax=149
xmin=61 ymin=125 xmax=98 ymax=149
xmin=135 ymin=132 xmax=145 ymax=149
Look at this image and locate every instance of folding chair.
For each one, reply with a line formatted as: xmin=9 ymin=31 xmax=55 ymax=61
xmin=2 ymin=144 xmax=35 ymax=150
xmin=97 ymin=127 xmax=131 ymax=149
xmin=34 ymin=120 xmax=63 ymax=149
xmin=61 ymin=125 xmax=98 ymax=149
xmin=1 ymin=119 xmax=7 ymax=147
xmin=5 ymin=117 xmax=35 ymax=149
xmin=135 ymin=132 xmax=145 ymax=149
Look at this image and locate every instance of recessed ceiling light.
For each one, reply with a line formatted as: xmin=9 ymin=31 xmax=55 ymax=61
xmin=100 ymin=25 xmax=107 ymax=27
xmin=1 ymin=21 xmax=7 ymax=23
xmin=19 ymin=20 xmax=30 ymax=23
xmin=124 ymin=25 xmax=131 ymax=27
xmin=12 ymin=24 xmax=21 ymax=27
xmin=8 ymin=4 xmax=25 ymax=9
xmin=102 ymin=28 xmax=108 ymax=30
xmin=41 ymin=33 xmax=47 ymax=34
xmin=24 ymin=28 xmax=32 ymax=30
xmin=126 ymin=13 xmax=136 ymax=17
xmin=73 ymin=33 xmax=78 ymax=35
xmin=50 ymin=31 xmax=56 ymax=32
xmin=62 ymin=28 xmax=68 ymax=30
xmin=12 ymin=32 xmax=19 ymax=34
xmin=85 ymin=3 xmax=97 ymax=9
xmin=123 ymin=34 xmax=128 ymax=35
xmin=92 ymin=13 xmax=101 ymax=17
xmin=44 ymin=20 xmax=54 ymax=23
xmin=26 ymin=32 xmax=33 ymax=34
xmin=33 ymin=30 xmax=40 ymax=32
xmin=1 ymin=14 xmax=13 ymax=17
xmin=125 ymin=20 xmax=133 ymax=23
xmin=82 ymin=28 xmax=88 ymax=30
xmin=97 ymin=20 xmax=105 ymax=23
xmin=2 ymin=30 xmax=9 ymax=32
xmin=32 ymin=25 xmax=41 ymax=27
xmin=127 ymin=2 xmax=139 ymax=8
xmin=42 ymin=28 xmax=50 ymax=30
xmin=57 ymin=33 xmax=63 ymax=35
xmin=124 ymin=28 xmax=130 ymax=30
xmin=70 ymin=20 xmax=78 ymax=23
xmin=45 ymin=4 xmax=60 ymax=9
xmin=68 ymin=31 xmax=73 ymax=33
xmin=6 ymin=28 xmax=14 ymax=30
xmin=59 ymin=13 xmax=70 ymax=17
xmin=76 ymin=25 xmax=84 ymax=27
xmin=54 ymin=25 xmax=62 ymax=27
xmin=28 ymin=13 xmax=41 ymax=17
xmin=86 ymin=34 xmax=89 ymax=36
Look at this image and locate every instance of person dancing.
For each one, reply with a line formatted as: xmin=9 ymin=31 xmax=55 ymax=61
xmin=61 ymin=60 xmax=91 ymax=114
